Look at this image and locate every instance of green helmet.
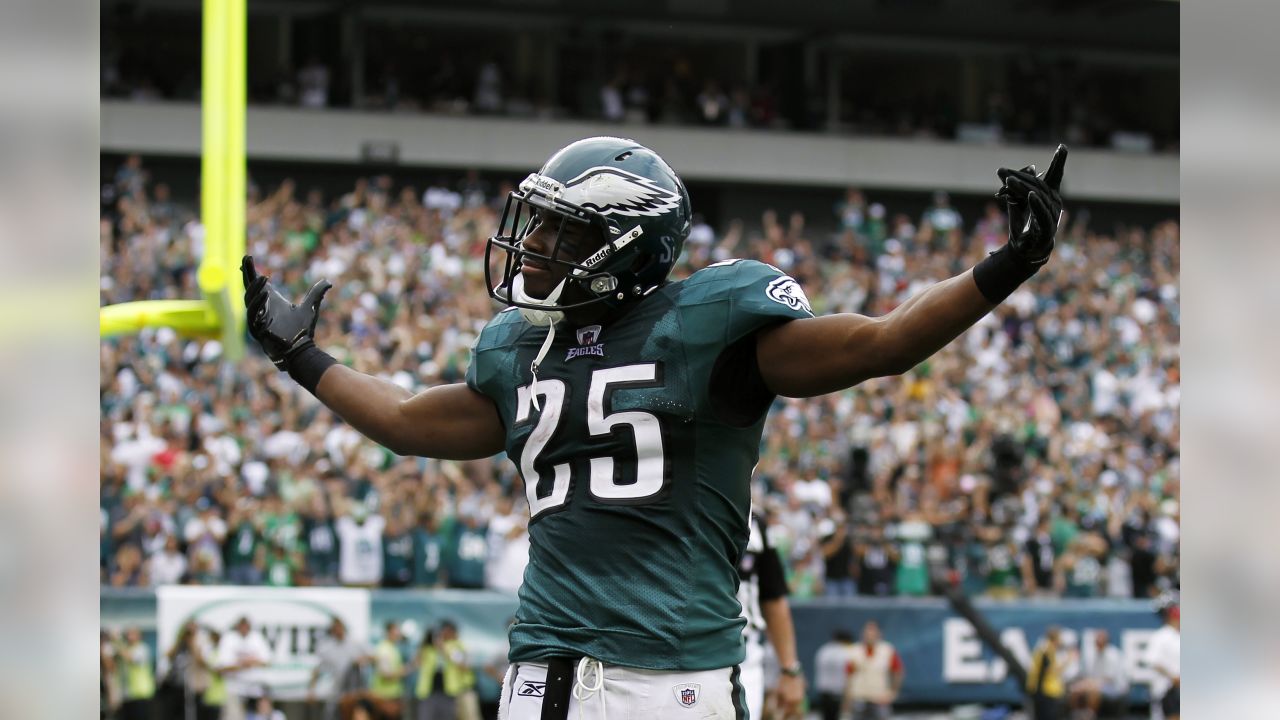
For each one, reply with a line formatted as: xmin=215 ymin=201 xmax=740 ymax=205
xmin=486 ymin=136 xmax=692 ymax=324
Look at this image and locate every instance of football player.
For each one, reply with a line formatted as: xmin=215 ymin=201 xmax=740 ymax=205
xmin=242 ymin=136 xmax=1066 ymax=720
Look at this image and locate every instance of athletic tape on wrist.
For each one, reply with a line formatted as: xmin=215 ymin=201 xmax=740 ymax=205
xmin=972 ymin=245 xmax=1039 ymax=305
xmin=286 ymin=343 xmax=338 ymax=395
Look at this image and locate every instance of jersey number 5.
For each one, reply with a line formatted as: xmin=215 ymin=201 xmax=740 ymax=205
xmin=515 ymin=363 xmax=666 ymax=518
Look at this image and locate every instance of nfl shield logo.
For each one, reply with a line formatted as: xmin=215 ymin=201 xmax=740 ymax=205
xmin=673 ymin=683 xmax=700 ymax=708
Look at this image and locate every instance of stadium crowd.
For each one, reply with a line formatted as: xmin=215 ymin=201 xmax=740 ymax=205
xmin=100 ymin=155 xmax=1180 ymax=605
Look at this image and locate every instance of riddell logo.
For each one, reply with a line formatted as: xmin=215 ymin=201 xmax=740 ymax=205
xmin=567 ymin=325 xmax=605 ymax=361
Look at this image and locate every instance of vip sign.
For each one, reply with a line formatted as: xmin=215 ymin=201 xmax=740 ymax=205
xmin=158 ymin=586 xmax=371 ymax=699
xmin=941 ymin=618 xmax=1159 ymax=686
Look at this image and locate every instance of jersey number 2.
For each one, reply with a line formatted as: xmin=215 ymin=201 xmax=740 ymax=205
xmin=516 ymin=363 xmax=665 ymax=518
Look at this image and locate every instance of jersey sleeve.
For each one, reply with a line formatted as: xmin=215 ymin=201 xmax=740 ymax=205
xmin=688 ymin=260 xmax=815 ymax=424
xmin=465 ymin=309 xmax=526 ymax=405
xmin=464 ymin=332 xmax=491 ymax=396
xmin=717 ymin=259 xmax=816 ymax=345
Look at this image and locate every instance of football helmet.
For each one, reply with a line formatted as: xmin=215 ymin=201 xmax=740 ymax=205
xmin=486 ymin=136 xmax=692 ymax=325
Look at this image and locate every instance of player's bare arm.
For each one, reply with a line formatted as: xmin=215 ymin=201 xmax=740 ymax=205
xmin=314 ymin=370 xmax=504 ymax=459
xmin=241 ymin=256 xmax=506 ymax=460
xmin=758 ymin=144 xmax=1067 ymax=398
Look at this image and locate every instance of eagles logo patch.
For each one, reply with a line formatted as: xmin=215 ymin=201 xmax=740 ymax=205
xmin=765 ymin=276 xmax=813 ymax=314
xmin=567 ymin=324 xmax=605 ymax=361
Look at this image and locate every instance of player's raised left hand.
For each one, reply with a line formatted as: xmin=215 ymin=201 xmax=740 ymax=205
xmin=241 ymin=255 xmax=332 ymax=368
xmin=995 ymin=144 xmax=1067 ymax=267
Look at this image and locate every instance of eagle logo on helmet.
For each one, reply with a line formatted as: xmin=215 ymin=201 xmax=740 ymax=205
xmin=560 ymin=167 xmax=682 ymax=219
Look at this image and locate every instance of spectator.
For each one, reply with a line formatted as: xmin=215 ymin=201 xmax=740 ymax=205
xmin=245 ymin=693 xmax=286 ymax=720
xmin=842 ymin=621 xmax=904 ymax=720
xmin=820 ymin=510 xmax=857 ymax=597
xmin=1057 ymin=535 xmax=1106 ymax=598
xmin=336 ymin=503 xmax=385 ymax=588
xmin=157 ymin=620 xmax=201 ymax=718
xmin=921 ymin=190 xmax=962 ymax=236
xmin=1026 ymin=625 xmax=1068 ymax=720
xmin=356 ymin=621 xmax=409 ymax=720
xmin=893 ymin=515 xmax=932 ymax=597
xmin=813 ymin=628 xmax=856 ymax=720
xmin=195 ymin=628 xmax=226 ymax=720
xmin=307 ymin=618 xmax=372 ymax=720
xmin=473 ymin=59 xmax=503 ymax=114
xmin=148 ymin=533 xmax=187 ymax=586
xmin=184 ymin=497 xmax=228 ymax=581
xmin=446 ymin=509 xmax=488 ymax=590
xmin=110 ymin=542 xmax=149 ymax=587
xmin=1144 ymin=604 xmax=1180 ymax=720
xmin=298 ymin=56 xmax=330 ymax=109
xmin=600 ymin=76 xmax=625 ymax=122
xmin=302 ymin=494 xmax=340 ymax=584
xmin=414 ymin=620 xmax=472 ymax=720
xmin=1066 ymin=629 xmax=1129 ymax=720
xmin=381 ymin=511 xmax=415 ymax=589
xmin=485 ymin=495 xmax=530 ymax=595
xmin=413 ymin=513 xmax=448 ymax=588
xmin=216 ymin=616 xmax=271 ymax=720
xmin=263 ymin=540 xmax=301 ymax=587
xmin=225 ymin=501 xmax=265 ymax=585
xmin=1023 ymin=515 xmax=1059 ymax=598
xmin=854 ymin=523 xmax=898 ymax=597
xmin=101 ymin=630 xmax=123 ymax=717
xmin=985 ymin=531 xmax=1023 ymax=600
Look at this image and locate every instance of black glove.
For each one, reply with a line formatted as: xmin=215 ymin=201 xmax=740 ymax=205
xmin=241 ymin=255 xmax=332 ymax=369
xmin=995 ymin=144 xmax=1068 ymax=266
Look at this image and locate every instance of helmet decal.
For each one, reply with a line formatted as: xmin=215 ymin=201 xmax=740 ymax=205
xmin=560 ymin=167 xmax=682 ymax=218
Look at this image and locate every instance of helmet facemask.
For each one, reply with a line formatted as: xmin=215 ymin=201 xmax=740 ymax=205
xmin=486 ymin=173 xmax=648 ymax=325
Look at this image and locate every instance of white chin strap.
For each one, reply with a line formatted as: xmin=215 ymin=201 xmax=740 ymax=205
xmin=511 ymin=273 xmax=566 ymax=327
xmin=510 ymin=274 xmax=564 ymax=411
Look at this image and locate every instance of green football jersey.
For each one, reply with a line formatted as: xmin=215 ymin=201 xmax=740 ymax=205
xmin=466 ymin=259 xmax=814 ymax=670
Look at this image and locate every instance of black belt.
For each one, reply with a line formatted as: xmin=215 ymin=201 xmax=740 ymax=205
xmin=540 ymin=656 xmax=578 ymax=720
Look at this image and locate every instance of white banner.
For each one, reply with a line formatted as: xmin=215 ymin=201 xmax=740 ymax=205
xmin=157 ymin=586 xmax=371 ymax=700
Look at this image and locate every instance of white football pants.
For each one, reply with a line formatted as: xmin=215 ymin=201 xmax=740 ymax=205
xmin=498 ymin=658 xmax=747 ymax=720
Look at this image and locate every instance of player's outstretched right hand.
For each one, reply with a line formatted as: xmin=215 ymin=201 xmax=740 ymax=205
xmin=241 ymin=255 xmax=332 ymax=369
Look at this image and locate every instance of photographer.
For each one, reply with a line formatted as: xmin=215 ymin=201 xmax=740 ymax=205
xmin=158 ymin=620 xmax=202 ymax=720
xmin=307 ymin=618 xmax=372 ymax=720
xmin=116 ymin=627 xmax=157 ymax=720
xmin=414 ymin=621 xmax=471 ymax=720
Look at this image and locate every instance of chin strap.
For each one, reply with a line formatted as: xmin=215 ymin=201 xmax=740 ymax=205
xmin=509 ymin=273 xmax=566 ymax=411
xmin=529 ymin=321 xmax=557 ymax=411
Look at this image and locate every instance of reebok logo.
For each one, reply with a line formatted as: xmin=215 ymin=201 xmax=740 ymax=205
xmin=518 ymin=681 xmax=546 ymax=697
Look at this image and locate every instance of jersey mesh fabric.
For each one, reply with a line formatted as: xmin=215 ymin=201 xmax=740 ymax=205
xmin=467 ymin=260 xmax=812 ymax=670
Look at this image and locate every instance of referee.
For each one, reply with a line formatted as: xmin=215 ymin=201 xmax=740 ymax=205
xmin=738 ymin=512 xmax=805 ymax=719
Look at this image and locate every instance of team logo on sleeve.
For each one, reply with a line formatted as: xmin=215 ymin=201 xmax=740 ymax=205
xmin=765 ymin=276 xmax=813 ymax=314
xmin=673 ymin=683 xmax=701 ymax=707
xmin=567 ymin=324 xmax=605 ymax=361
xmin=518 ymin=681 xmax=546 ymax=697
